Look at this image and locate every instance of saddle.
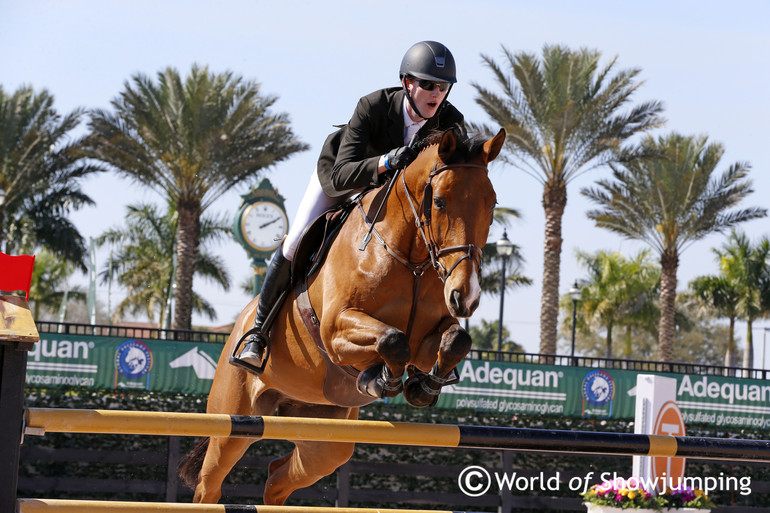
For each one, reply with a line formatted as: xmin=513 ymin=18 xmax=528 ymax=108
xmin=290 ymin=202 xmax=353 ymax=282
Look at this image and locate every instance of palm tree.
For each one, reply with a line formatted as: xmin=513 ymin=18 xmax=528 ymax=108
xmin=689 ymin=274 xmax=741 ymax=367
xmin=559 ymin=295 xmax=729 ymax=366
xmin=468 ymin=320 xmax=525 ymax=353
xmin=477 ymin=208 xmax=533 ymax=340
xmin=472 ymin=45 xmax=664 ymax=356
xmin=82 ymin=65 xmax=308 ymax=329
xmin=479 ymin=210 xmax=533 ymax=296
xmin=583 ymin=133 xmax=766 ymax=361
xmin=98 ymin=203 xmax=231 ymax=325
xmin=574 ymin=249 xmax=660 ymax=358
xmin=713 ymin=230 xmax=770 ymax=370
xmin=28 ymin=248 xmax=86 ymax=319
xmin=479 ymin=244 xmax=532 ymax=295
xmin=0 ymin=85 xmax=103 ymax=266
xmin=676 ymin=294 xmax=739 ymax=366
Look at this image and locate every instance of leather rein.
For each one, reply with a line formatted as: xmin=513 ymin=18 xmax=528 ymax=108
xmin=356 ymin=160 xmax=488 ymax=339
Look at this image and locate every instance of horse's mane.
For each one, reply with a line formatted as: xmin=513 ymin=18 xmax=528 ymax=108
xmin=415 ymin=125 xmax=489 ymax=164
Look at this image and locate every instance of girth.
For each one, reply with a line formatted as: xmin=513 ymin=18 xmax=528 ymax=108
xmin=295 ymin=275 xmax=375 ymax=407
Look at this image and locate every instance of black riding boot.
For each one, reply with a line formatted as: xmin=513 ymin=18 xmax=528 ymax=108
xmin=231 ymin=248 xmax=292 ymax=372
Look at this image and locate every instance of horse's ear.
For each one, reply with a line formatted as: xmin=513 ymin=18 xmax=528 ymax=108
xmin=438 ymin=128 xmax=457 ymax=160
xmin=483 ymin=128 xmax=506 ymax=164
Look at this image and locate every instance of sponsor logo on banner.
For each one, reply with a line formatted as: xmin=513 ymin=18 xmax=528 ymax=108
xmin=169 ymin=347 xmax=217 ymax=379
xmin=114 ymin=340 xmax=153 ymax=389
xmin=582 ymin=369 xmax=615 ymax=417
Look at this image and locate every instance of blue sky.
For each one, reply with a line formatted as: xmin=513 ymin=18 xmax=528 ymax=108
xmin=2 ymin=0 xmax=769 ymax=364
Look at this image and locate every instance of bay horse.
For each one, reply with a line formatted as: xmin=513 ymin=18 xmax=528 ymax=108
xmin=179 ymin=127 xmax=506 ymax=505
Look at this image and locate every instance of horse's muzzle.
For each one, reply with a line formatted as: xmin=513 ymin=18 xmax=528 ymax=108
xmin=448 ymin=288 xmax=480 ymax=318
xmin=445 ymin=265 xmax=481 ymax=318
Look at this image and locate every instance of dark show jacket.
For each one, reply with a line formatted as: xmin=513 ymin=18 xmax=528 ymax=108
xmin=316 ymin=87 xmax=465 ymax=198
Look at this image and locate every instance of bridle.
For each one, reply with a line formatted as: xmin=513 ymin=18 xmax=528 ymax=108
xmin=358 ymin=160 xmax=488 ymax=281
xmin=406 ymin=161 xmax=490 ymax=279
xmin=356 ymin=159 xmax=489 ymax=338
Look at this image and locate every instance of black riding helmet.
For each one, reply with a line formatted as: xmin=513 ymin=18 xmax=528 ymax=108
xmin=399 ymin=41 xmax=456 ymax=120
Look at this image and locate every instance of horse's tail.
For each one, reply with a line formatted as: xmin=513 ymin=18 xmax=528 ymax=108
xmin=177 ymin=437 xmax=210 ymax=489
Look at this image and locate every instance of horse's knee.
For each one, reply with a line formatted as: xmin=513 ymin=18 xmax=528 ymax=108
xmin=440 ymin=324 xmax=472 ymax=358
xmin=375 ymin=328 xmax=409 ymax=366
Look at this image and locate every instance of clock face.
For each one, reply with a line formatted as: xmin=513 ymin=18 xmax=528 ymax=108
xmin=240 ymin=201 xmax=289 ymax=252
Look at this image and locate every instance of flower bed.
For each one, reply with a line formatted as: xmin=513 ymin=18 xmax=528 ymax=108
xmin=582 ymin=476 xmax=714 ymax=511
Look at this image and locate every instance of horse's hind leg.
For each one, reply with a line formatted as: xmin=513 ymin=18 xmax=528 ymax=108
xmin=193 ymin=384 xmax=282 ymax=503
xmin=263 ymin=404 xmax=358 ymax=506
xmin=194 ymin=435 xmax=253 ymax=503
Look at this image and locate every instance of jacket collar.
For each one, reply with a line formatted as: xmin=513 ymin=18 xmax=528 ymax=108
xmin=387 ymin=89 xmax=406 ymax=146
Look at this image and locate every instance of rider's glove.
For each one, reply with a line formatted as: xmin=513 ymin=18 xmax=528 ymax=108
xmin=385 ymin=145 xmax=418 ymax=171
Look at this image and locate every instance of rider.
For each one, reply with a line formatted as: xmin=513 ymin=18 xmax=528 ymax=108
xmin=233 ymin=40 xmax=466 ymax=372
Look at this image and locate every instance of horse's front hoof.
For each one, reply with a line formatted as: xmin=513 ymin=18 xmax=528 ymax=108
xmin=403 ymin=372 xmax=439 ymax=408
xmin=356 ymin=363 xmax=403 ymax=398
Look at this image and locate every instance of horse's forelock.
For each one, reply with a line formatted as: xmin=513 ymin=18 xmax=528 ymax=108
xmin=416 ymin=127 xmax=488 ymax=164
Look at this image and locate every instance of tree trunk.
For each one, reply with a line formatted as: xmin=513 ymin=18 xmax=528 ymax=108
xmin=624 ymin=325 xmax=632 ymax=357
xmin=605 ymin=320 xmax=613 ymax=359
xmin=657 ymin=249 xmax=679 ymax=362
xmin=724 ymin=316 xmax=736 ymax=368
xmin=173 ymin=203 xmax=201 ymax=331
xmin=742 ymin=319 xmax=754 ymax=375
xmin=539 ymin=181 xmax=566 ymax=358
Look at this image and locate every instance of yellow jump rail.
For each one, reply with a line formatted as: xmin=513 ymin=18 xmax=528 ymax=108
xmin=18 ymin=499 xmax=465 ymax=513
xmin=24 ymin=407 xmax=770 ymax=462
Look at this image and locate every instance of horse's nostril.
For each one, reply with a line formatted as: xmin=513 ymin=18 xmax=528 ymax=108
xmin=451 ymin=290 xmax=462 ymax=311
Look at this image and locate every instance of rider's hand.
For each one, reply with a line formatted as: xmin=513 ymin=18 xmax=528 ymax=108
xmin=385 ymin=145 xmax=418 ymax=171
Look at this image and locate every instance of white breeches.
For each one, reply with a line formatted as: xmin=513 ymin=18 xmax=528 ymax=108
xmin=282 ymin=169 xmax=356 ymax=261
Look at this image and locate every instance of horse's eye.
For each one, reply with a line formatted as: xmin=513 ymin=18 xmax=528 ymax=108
xmin=433 ymin=197 xmax=447 ymax=210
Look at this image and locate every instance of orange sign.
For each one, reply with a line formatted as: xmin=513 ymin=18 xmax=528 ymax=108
xmin=651 ymin=400 xmax=686 ymax=492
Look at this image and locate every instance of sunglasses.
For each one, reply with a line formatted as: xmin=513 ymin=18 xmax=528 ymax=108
xmin=415 ymin=79 xmax=450 ymax=93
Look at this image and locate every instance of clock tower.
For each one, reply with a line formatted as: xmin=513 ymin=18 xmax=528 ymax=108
xmin=233 ymin=179 xmax=289 ymax=296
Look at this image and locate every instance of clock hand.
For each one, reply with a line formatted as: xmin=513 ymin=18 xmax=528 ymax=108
xmin=259 ymin=217 xmax=281 ymax=229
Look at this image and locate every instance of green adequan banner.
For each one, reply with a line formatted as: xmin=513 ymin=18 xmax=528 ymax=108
xmin=26 ymin=332 xmax=223 ymax=395
xmin=389 ymin=360 xmax=770 ymax=429
xmin=26 ymin=333 xmax=770 ymax=429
